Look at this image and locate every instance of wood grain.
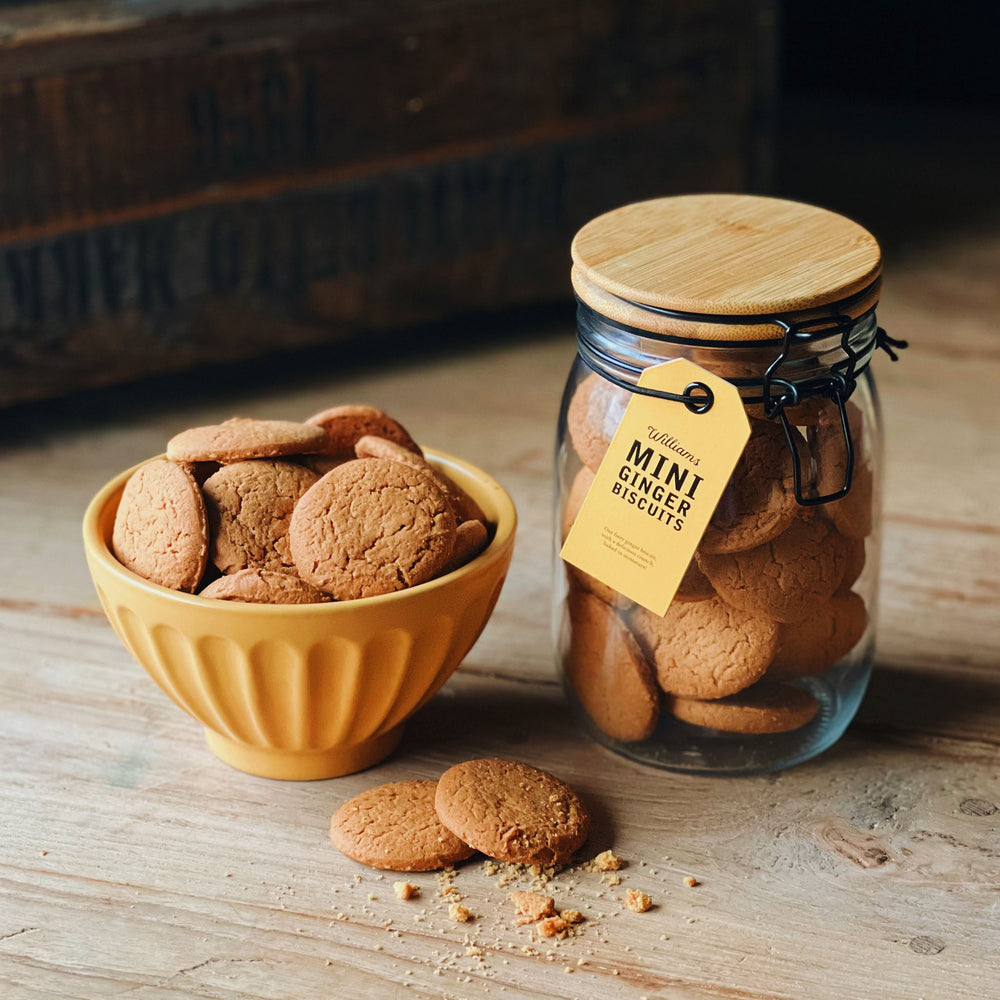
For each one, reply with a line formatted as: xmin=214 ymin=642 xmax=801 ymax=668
xmin=2 ymin=139 xmax=999 ymax=999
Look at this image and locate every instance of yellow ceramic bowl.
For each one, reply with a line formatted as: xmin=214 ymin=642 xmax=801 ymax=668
xmin=83 ymin=449 xmax=516 ymax=780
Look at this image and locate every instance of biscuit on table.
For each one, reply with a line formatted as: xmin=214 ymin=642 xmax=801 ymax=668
xmin=202 ymin=460 xmax=318 ymax=575
xmin=166 ymin=417 xmax=327 ymax=463
xmin=631 ymin=596 xmax=777 ymax=699
xmin=696 ymin=517 xmax=849 ymax=624
xmin=330 ymin=780 xmax=474 ymax=872
xmin=306 ymin=404 xmax=421 ymax=460
xmin=564 ymin=592 xmax=659 ymax=742
xmin=566 ymin=373 xmax=631 ymax=472
xmin=767 ymin=592 xmax=868 ymax=679
xmin=699 ymin=419 xmax=802 ymax=555
xmin=198 ymin=568 xmax=330 ymax=604
xmin=112 ymin=459 xmax=209 ymax=592
xmin=289 ymin=457 xmax=457 ymax=600
xmin=666 ymin=681 xmax=820 ymax=734
xmin=434 ymin=759 xmax=590 ymax=866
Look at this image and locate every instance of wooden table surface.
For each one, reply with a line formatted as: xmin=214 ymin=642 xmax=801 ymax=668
xmin=3 ymin=164 xmax=1000 ymax=998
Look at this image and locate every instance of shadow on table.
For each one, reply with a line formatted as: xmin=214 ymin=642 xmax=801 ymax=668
xmin=849 ymin=660 xmax=1000 ymax=750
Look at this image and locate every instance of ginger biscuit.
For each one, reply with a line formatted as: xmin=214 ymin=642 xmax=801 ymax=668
xmin=202 ymin=460 xmax=318 ymax=575
xmin=561 ymin=465 xmax=596 ymax=541
xmin=837 ymin=534 xmax=867 ymax=594
xmin=434 ymin=759 xmax=590 ymax=866
xmin=356 ymin=434 xmax=486 ymax=525
xmin=631 ymin=597 xmax=777 ymax=699
xmin=306 ymin=404 xmax=421 ymax=459
xmin=667 ymin=682 xmax=820 ymax=734
xmin=674 ymin=557 xmax=715 ymax=602
xmin=112 ymin=459 xmax=209 ymax=592
xmin=564 ymin=592 xmax=659 ymax=742
xmin=699 ymin=419 xmax=801 ymax=555
xmin=564 ymin=563 xmax=627 ymax=608
xmin=566 ymin=373 xmax=630 ymax=471
xmin=440 ymin=519 xmax=489 ymax=575
xmin=166 ymin=417 xmax=327 ymax=463
xmin=696 ymin=517 xmax=849 ymax=624
xmin=198 ymin=568 xmax=330 ymax=604
xmin=768 ymin=592 xmax=868 ymax=679
xmin=289 ymin=457 xmax=457 ymax=600
xmin=329 ymin=780 xmax=474 ymax=872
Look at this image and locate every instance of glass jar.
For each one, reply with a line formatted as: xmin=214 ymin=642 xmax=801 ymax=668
xmin=554 ymin=194 xmax=904 ymax=774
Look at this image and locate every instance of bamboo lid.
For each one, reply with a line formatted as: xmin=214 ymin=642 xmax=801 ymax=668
xmin=572 ymin=194 xmax=882 ymax=341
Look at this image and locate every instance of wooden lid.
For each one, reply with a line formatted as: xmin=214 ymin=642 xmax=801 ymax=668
xmin=572 ymin=194 xmax=882 ymax=341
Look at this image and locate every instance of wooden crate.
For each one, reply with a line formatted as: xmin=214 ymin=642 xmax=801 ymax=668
xmin=0 ymin=0 xmax=777 ymax=406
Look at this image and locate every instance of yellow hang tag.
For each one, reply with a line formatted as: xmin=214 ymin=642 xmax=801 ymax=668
xmin=560 ymin=359 xmax=751 ymax=616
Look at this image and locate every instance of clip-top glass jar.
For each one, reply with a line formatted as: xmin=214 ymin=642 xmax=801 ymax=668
xmin=555 ymin=194 xmax=905 ymax=774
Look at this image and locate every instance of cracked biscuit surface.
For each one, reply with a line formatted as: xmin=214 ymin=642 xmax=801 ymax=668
xmin=202 ymin=460 xmax=318 ymax=575
xmin=434 ymin=758 xmax=590 ymax=866
xmin=166 ymin=417 xmax=327 ymax=462
xmin=565 ymin=592 xmax=659 ymax=742
xmin=330 ymin=780 xmax=474 ymax=871
xmin=767 ymin=591 xmax=868 ymax=679
xmin=699 ymin=419 xmax=801 ymax=555
xmin=289 ymin=457 xmax=457 ymax=600
xmin=697 ymin=517 xmax=849 ymax=624
xmin=631 ymin=596 xmax=777 ymax=699
xmin=112 ymin=459 xmax=209 ymax=592
xmin=306 ymin=404 xmax=421 ymax=459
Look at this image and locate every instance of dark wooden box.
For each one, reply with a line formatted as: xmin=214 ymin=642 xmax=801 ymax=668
xmin=0 ymin=0 xmax=776 ymax=406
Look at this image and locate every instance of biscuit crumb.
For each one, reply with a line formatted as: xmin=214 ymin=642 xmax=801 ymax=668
xmin=521 ymin=945 xmax=536 ymax=956
xmin=394 ymin=881 xmax=419 ymax=901
xmin=483 ymin=860 xmax=500 ymax=877
xmin=325 ymin=959 xmax=332 ymax=966
xmin=368 ymin=892 xmax=377 ymax=901
xmin=559 ymin=909 xmax=585 ymax=925
xmin=587 ymin=850 xmax=623 ymax=872
xmin=465 ymin=945 xmax=483 ymax=957
xmin=509 ymin=891 xmax=556 ymax=925
xmin=601 ymin=873 xmax=621 ymax=886
xmin=565 ymin=966 xmax=575 ymax=973
xmin=353 ymin=874 xmax=363 ymax=883
xmin=684 ymin=876 xmax=700 ymax=888
xmin=335 ymin=912 xmax=348 ymax=921
xmin=449 ymin=903 xmax=472 ymax=922
xmin=625 ymin=889 xmax=653 ymax=913
xmin=536 ymin=916 xmax=569 ymax=939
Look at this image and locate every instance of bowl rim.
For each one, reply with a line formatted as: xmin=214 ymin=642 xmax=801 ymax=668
xmin=83 ymin=447 xmax=517 ymax=614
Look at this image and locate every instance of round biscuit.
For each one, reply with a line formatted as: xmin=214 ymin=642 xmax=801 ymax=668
xmin=767 ymin=592 xmax=868 ymax=679
xmin=306 ymin=405 xmax=421 ymax=460
xmin=667 ymin=682 xmax=820 ymax=734
xmin=699 ymin=419 xmax=802 ymax=555
xmin=564 ymin=592 xmax=659 ymax=742
xmin=434 ymin=759 xmax=590 ymax=866
xmin=166 ymin=417 xmax=327 ymax=463
xmin=330 ymin=780 xmax=474 ymax=872
xmin=289 ymin=457 xmax=457 ymax=600
xmin=202 ymin=460 xmax=318 ymax=575
xmin=631 ymin=596 xmax=777 ymax=699
xmin=112 ymin=459 xmax=209 ymax=592
xmin=696 ymin=517 xmax=849 ymax=624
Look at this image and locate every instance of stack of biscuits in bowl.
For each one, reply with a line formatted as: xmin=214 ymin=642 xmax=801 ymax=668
xmin=112 ymin=405 xmax=493 ymax=602
xmin=560 ymin=374 xmax=872 ymax=743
